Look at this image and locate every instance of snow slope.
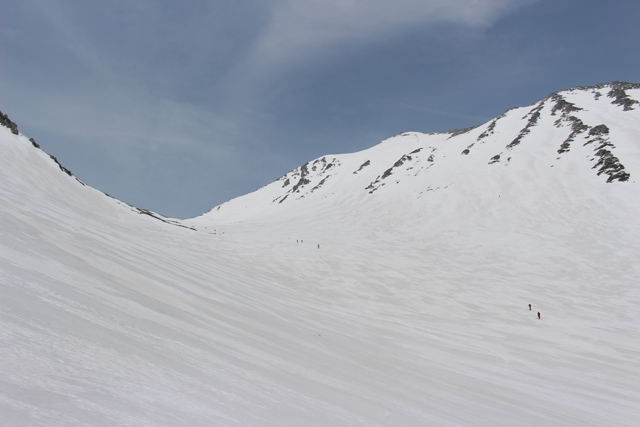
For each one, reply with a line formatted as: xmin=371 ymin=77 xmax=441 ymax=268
xmin=1 ymin=82 xmax=640 ymax=426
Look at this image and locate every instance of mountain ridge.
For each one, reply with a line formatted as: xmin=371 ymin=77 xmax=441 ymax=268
xmin=189 ymin=81 xmax=639 ymax=226
xmin=3 ymin=80 xmax=638 ymax=226
xmin=0 ymin=110 xmax=196 ymax=230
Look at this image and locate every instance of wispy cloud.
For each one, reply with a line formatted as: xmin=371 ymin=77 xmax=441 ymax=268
xmin=33 ymin=0 xmax=113 ymax=82
xmin=239 ymin=0 xmax=535 ymax=81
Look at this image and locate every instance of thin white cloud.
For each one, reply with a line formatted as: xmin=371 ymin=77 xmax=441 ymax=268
xmin=16 ymin=1 xmax=250 ymax=160
xmin=11 ymin=83 xmax=244 ymax=159
xmin=33 ymin=0 xmax=112 ymax=82
xmin=241 ymin=0 xmax=536 ymax=78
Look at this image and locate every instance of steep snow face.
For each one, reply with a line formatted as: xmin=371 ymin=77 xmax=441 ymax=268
xmin=2 ymin=83 xmax=640 ymax=427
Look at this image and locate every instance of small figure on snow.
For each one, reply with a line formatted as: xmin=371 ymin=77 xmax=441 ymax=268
xmin=528 ymin=304 xmax=531 ymax=310
xmin=537 ymin=312 xmax=541 ymax=319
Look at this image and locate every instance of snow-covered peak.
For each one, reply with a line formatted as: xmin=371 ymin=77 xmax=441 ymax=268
xmin=188 ymin=81 xmax=640 ymax=226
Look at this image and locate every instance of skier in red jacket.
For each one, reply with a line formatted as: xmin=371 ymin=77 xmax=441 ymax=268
xmin=528 ymin=304 xmax=531 ymax=310
xmin=537 ymin=312 xmax=540 ymax=319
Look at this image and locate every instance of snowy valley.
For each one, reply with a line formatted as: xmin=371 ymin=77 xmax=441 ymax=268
xmin=1 ymin=82 xmax=640 ymax=426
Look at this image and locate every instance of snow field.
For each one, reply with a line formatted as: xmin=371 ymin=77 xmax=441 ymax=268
xmin=2 ymin=83 xmax=640 ymax=425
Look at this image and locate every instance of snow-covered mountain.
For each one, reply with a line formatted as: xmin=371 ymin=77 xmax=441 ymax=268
xmin=189 ymin=81 xmax=639 ymax=227
xmin=1 ymin=82 xmax=640 ymax=426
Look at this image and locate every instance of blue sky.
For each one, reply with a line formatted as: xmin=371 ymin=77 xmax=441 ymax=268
xmin=1 ymin=0 xmax=638 ymax=218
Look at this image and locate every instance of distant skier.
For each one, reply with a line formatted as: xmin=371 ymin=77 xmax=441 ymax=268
xmin=537 ymin=312 xmax=541 ymax=319
xmin=528 ymin=304 xmax=531 ymax=310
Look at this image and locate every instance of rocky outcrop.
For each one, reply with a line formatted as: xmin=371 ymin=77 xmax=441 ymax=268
xmin=0 ymin=110 xmax=19 ymax=135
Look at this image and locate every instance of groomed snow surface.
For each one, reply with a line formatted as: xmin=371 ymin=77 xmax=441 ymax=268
xmin=1 ymin=84 xmax=640 ymax=426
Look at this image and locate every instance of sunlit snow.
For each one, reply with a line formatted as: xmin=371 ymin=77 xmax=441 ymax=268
xmin=1 ymin=83 xmax=639 ymax=426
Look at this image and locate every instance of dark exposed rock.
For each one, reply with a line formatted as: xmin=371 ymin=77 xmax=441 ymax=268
xmin=461 ymin=142 xmax=475 ymax=155
xmin=568 ymin=116 xmax=589 ymax=134
xmin=277 ymin=156 xmax=342 ymax=201
xmin=478 ymin=110 xmax=512 ymax=142
xmin=548 ymin=92 xmax=593 ymax=155
xmin=589 ymin=124 xmax=609 ymax=136
xmin=606 ymin=81 xmax=640 ymax=111
xmin=574 ymin=80 xmax=640 ymax=93
xmin=353 ymin=160 xmax=370 ymax=174
xmin=557 ymin=141 xmax=571 ymax=154
xmin=394 ymin=156 xmax=410 ymax=167
xmin=558 ymin=140 xmax=571 ymax=154
xmin=0 ymin=110 xmax=19 ymax=135
xmin=288 ymin=162 xmax=311 ymax=193
xmin=593 ymin=149 xmax=630 ymax=182
xmin=381 ymin=154 xmax=413 ymax=179
xmin=311 ymin=176 xmax=330 ymax=193
xmin=381 ymin=168 xmax=394 ymax=180
xmin=365 ymin=179 xmax=384 ymax=194
xmin=488 ymin=154 xmax=501 ymax=164
xmin=569 ymin=81 xmax=640 ymax=110
xmin=582 ymin=126 xmax=631 ymax=182
xmin=49 ymin=155 xmax=74 ymax=177
xmin=29 ymin=138 xmax=40 ymax=148
xmin=506 ymin=102 xmax=545 ymax=149
xmin=291 ymin=178 xmax=311 ymax=193
xmin=442 ymin=125 xmax=480 ymax=139
xmin=550 ymin=94 xmax=582 ymax=115
xmin=137 ymin=209 xmax=196 ymax=230
xmin=477 ymin=120 xmax=498 ymax=141
xmin=608 ymin=91 xmax=637 ymax=110
xmin=557 ymin=116 xmax=589 ymax=154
